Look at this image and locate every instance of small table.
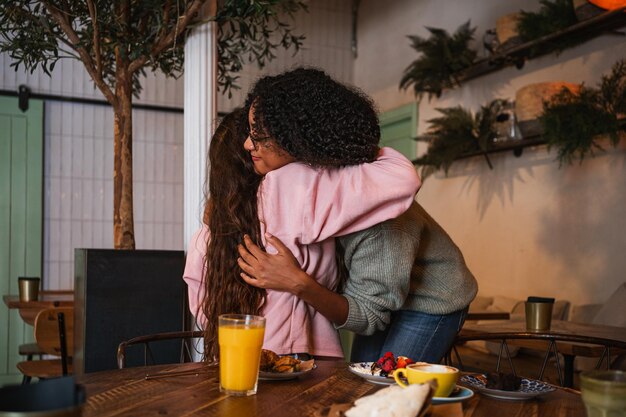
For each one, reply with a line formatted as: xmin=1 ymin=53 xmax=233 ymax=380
xmin=78 ymin=360 xmax=586 ymax=417
xmin=458 ymin=319 xmax=626 ymax=387
xmin=466 ymin=311 xmax=510 ymax=321
xmin=3 ymin=290 xmax=74 ymax=325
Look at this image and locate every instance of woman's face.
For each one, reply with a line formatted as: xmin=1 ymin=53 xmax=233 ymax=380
xmin=243 ymin=105 xmax=295 ymax=175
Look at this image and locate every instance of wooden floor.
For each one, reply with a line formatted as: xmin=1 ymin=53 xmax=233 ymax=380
xmin=449 ymin=344 xmax=581 ymax=389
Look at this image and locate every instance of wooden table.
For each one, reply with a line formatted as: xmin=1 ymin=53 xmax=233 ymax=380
xmin=3 ymin=290 xmax=74 ymax=325
xmin=459 ymin=319 xmax=626 ymax=387
xmin=466 ymin=311 xmax=510 ymax=321
xmin=78 ymin=360 xmax=586 ymax=417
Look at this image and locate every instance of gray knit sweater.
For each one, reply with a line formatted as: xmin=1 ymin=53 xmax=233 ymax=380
xmin=336 ymin=202 xmax=478 ymax=335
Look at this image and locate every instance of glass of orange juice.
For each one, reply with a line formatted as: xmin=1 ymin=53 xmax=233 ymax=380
xmin=218 ymin=314 xmax=266 ymax=396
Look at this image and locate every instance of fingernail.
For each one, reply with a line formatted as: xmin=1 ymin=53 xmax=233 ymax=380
xmin=265 ymin=232 xmax=273 ymax=239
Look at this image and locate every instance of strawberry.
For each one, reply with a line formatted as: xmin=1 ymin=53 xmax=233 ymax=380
xmin=396 ymin=356 xmax=414 ymax=369
xmin=377 ymin=352 xmax=396 ymax=376
xmin=380 ymin=357 xmax=396 ymax=375
xmin=375 ymin=351 xmax=394 ymax=366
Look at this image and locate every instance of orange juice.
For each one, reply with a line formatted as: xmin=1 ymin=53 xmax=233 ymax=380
xmin=218 ymin=318 xmax=265 ymax=395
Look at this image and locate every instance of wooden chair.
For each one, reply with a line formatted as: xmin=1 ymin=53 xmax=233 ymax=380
xmin=19 ymin=342 xmax=43 ymax=360
xmin=117 ymin=330 xmax=204 ymax=369
xmin=16 ymin=307 xmax=74 ymax=384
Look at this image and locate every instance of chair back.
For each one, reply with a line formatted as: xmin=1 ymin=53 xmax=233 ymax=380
xmin=34 ymin=307 xmax=74 ymax=357
xmin=117 ymin=330 xmax=204 ymax=369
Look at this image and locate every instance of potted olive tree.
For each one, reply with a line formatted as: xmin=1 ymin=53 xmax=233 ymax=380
xmin=0 ymin=0 xmax=307 ymax=373
xmin=0 ymin=0 xmax=306 ymax=249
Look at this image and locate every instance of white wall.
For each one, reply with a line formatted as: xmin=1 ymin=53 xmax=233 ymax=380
xmin=218 ymin=0 xmax=355 ymax=111
xmin=355 ymin=0 xmax=626 ymax=306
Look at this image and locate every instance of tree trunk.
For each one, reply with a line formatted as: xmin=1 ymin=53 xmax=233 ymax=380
xmin=113 ymin=62 xmax=135 ymax=249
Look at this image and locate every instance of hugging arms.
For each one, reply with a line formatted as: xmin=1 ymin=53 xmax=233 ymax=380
xmin=183 ymin=68 xmax=422 ymax=360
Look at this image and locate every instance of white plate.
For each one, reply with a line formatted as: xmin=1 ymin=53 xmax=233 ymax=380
xmin=258 ymin=363 xmax=317 ymax=380
xmin=460 ymin=374 xmax=555 ymax=400
xmin=348 ymin=362 xmax=396 ymax=385
xmin=432 ymin=386 xmax=474 ymax=404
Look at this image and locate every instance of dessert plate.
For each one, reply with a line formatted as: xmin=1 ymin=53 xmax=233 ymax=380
xmin=348 ymin=362 xmax=396 ymax=385
xmin=460 ymin=374 xmax=555 ymax=400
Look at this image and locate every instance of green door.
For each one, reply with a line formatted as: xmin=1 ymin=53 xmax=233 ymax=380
xmin=0 ymin=96 xmax=43 ymax=385
xmin=379 ymin=102 xmax=419 ymax=160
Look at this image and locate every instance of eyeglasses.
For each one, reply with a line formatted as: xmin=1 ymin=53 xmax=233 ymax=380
xmin=248 ymin=134 xmax=275 ymax=150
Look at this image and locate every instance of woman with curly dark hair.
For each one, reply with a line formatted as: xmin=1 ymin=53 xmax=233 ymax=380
xmin=184 ymin=68 xmax=421 ymax=361
xmin=241 ymin=67 xmax=381 ymax=170
xmin=236 ymin=69 xmax=477 ymax=365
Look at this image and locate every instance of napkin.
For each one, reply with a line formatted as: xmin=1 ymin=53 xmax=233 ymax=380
xmin=344 ymin=383 xmax=432 ymax=417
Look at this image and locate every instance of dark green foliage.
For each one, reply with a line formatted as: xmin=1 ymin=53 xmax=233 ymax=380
xmin=541 ymin=60 xmax=626 ymax=165
xmin=0 ymin=0 xmax=307 ymax=98
xmin=215 ymin=0 xmax=306 ymax=97
xmin=400 ymin=21 xmax=478 ymax=100
xmin=415 ymin=99 xmax=508 ymax=177
xmin=516 ymin=0 xmax=585 ymax=56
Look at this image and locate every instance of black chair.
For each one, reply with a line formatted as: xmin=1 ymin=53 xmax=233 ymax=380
xmin=116 ymin=330 xmax=204 ymax=369
xmin=0 ymin=376 xmax=85 ymax=415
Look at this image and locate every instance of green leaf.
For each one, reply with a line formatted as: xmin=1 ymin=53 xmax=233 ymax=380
xmin=400 ymin=20 xmax=477 ymax=99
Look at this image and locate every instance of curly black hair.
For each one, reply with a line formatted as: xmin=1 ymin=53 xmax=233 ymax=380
xmin=243 ymin=67 xmax=380 ymax=166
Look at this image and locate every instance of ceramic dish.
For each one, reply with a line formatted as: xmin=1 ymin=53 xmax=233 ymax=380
xmin=259 ymin=363 xmax=317 ymax=381
xmin=431 ymin=386 xmax=474 ymax=404
xmin=460 ymin=374 xmax=555 ymax=400
xmin=348 ymin=362 xmax=396 ymax=385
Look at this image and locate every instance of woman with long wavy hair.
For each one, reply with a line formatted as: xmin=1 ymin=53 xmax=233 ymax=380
xmin=184 ymin=68 xmax=421 ymax=361
xmin=194 ymin=109 xmax=266 ymax=361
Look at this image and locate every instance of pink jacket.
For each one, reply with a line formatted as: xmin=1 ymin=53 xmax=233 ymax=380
xmin=184 ymin=147 xmax=420 ymax=357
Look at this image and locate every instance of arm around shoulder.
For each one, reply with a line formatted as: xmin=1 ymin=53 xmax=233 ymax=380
xmin=261 ymin=147 xmax=421 ymax=245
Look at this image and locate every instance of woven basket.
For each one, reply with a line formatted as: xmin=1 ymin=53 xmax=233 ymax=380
xmin=572 ymin=0 xmax=606 ymax=20
xmin=515 ymin=82 xmax=581 ymax=137
xmin=496 ymin=12 xmax=523 ymax=51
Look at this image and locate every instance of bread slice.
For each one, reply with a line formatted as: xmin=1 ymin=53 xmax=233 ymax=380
xmin=345 ymin=383 xmax=432 ymax=417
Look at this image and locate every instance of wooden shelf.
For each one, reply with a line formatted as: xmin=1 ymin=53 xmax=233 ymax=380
xmin=457 ymin=136 xmax=546 ymax=160
xmin=411 ymin=136 xmax=546 ymax=167
xmin=458 ymin=7 xmax=626 ymax=83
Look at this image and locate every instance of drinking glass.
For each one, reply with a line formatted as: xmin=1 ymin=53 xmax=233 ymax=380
xmin=525 ymin=296 xmax=554 ymax=331
xmin=218 ymin=314 xmax=266 ymax=396
xmin=580 ymin=370 xmax=626 ymax=417
xmin=18 ymin=277 xmax=40 ymax=302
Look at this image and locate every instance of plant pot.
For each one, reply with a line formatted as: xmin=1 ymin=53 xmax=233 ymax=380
xmin=572 ymin=0 xmax=606 ymax=21
xmin=496 ymin=12 xmax=523 ymax=51
xmin=515 ymin=82 xmax=581 ymax=137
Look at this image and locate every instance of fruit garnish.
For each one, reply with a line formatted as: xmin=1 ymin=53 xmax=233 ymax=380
xmin=370 ymin=352 xmax=415 ymax=377
xmin=396 ymin=356 xmax=414 ymax=369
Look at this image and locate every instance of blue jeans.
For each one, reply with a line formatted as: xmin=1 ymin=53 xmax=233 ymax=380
xmin=350 ymin=308 xmax=468 ymax=363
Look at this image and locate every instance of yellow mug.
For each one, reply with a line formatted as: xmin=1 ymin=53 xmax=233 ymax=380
xmin=394 ymin=363 xmax=459 ymax=397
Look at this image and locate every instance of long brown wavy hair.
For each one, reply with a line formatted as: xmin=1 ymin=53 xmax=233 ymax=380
xmin=200 ymin=109 xmax=266 ymax=361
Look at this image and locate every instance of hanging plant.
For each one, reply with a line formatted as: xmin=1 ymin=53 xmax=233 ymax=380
xmin=516 ymin=0 xmax=589 ymax=57
xmin=400 ymin=21 xmax=478 ymax=100
xmin=541 ymin=59 xmax=626 ymax=165
xmin=415 ymin=99 xmax=509 ymax=177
